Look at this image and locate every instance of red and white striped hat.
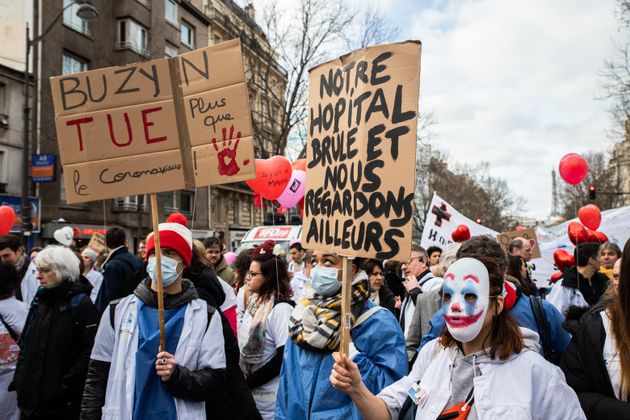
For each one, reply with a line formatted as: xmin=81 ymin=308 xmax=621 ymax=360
xmin=145 ymin=222 xmax=193 ymax=267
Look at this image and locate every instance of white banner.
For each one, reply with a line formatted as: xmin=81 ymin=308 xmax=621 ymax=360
xmin=421 ymin=194 xmax=630 ymax=290
xmin=531 ymin=205 xmax=630 ymax=289
xmin=420 ymin=193 xmax=498 ymax=249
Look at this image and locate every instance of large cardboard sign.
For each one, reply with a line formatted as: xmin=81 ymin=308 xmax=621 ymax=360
xmin=302 ymin=41 xmax=421 ymax=260
xmin=50 ymin=39 xmax=254 ymax=203
xmin=497 ymin=228 xmax=541 ymax=259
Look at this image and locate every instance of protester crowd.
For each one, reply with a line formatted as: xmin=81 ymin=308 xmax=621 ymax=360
xmin=0 ymin=216 xmax=628 ymax=419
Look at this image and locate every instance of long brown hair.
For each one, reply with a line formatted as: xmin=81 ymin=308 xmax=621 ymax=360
xmin=608 ymin=239 xmax=630 ymax=399
xmin=439 ymin=255 xmax=524 ymax=360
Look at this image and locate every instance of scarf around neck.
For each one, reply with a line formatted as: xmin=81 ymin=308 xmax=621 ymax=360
xmin=288 ymin=271 xmax=370 ymax=352
xmin=239 ymin=293 xmax=275 ymax=375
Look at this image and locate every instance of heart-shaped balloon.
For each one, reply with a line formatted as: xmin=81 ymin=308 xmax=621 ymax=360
xmin=550 ymin=271 xmax=563 ymax=283
xmin=54 ymin=226 xmax=74 ymax=246
xmin=291 ymin=158 xmax=307 ymax=172
xmin=246 ymin=156 xmax=292 ymax=200
xmin=553 ymin=249 xmax=575 ymax=272
xmin=277 ymin=170 xmax=306 ymax=209
xmin=568 ymin=222 xmax=587 ymax=245
xmin=451 ymin=224 xmax=471 ymax=243
xmin=593 ymin=231 xmax=608 ymax=243
xmin=578 ymin=204 xmax=601 ymax=231
xmin=0 ymin=206 xmax=16 ymax=235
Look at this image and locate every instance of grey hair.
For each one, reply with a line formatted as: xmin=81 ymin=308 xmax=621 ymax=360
xmin=440 ymin=242 xmax=462 ymax=273
xmin=35 ymin=245 xmax=80 ymax=282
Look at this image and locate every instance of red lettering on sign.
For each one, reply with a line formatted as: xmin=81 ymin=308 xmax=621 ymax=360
xmin=107 ymin=112 xmax=133 ymax=147
xmin=253 ymin=227 xmax=292 ymax=239
xmin=142 ymin=107 xmax=167 ymax=144
xmin=66 ymin=117 xmax=94 ymax=152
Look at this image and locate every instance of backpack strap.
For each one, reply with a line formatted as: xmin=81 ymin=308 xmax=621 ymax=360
xmin=0 ymin=312 xmax=19 ymax=344
xmin=109 ymin=298 xmax=122 ymax=330
xmin=529 ymin=295 xmax=559 ymax=364
xmin=353 ymin=305 xmax=383 ymax=329
xmin=206 ymin=303 xmax=216 ymax=332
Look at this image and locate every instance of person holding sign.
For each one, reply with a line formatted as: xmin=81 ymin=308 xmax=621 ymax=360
xmin=81 ymin=222 xmax=226 ymax=420
xmin=330 ymin=252 xmax=586 ymax=420
xmin=275 ymin=251 xmax=406 ymax=420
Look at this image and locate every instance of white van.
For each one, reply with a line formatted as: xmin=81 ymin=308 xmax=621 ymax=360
xmin=236 ymin=225 xmax=302 ymax=254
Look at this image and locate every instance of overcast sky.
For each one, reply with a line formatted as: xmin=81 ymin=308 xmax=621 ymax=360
xmin=252 ymin=0 xmax=623 ymax=220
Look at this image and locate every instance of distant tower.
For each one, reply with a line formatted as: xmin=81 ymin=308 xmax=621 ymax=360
xmin=551 ymin=169 xmax=560 ymax=216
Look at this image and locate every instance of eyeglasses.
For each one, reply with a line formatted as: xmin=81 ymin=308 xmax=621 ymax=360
xmin=37 ymin=267 xmax=52 ymax=274
xmin=403 ymin=257 xmax=422 ymax=265
xmin=247 ymin=271 xmax=263 ymax=278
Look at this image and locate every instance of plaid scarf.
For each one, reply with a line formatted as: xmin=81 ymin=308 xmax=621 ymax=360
xmin=288 ymin=271 xmax=370 ymax=352
xmin=239 ymin=293 xmax=275 ymax=375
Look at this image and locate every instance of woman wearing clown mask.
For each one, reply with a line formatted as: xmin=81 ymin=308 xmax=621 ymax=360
xmin=330 ymin=256 xmax=586 ymax=420
xmin=275 ymin=251 xmax=407 ymax=420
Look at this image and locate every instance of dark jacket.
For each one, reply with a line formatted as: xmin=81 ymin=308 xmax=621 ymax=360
xmin=377 ymin=285 xmax=397 ymax=317
xmin=560 ymin=303 xmax=630 ymax=418
xmin=12 ymin=277 xmax=98 ymax=419
xmin=560 ymin=268 xmax=609 ymax=333
xmin=81 ymin=278 xmax=227 ymax=419
xmin=187 ymin=266 xmax=226 ymax=309
xmin=187 ymin=266 xmax=261 ymax=420
xmin=94 ymin=247 xmax=143 ymax=313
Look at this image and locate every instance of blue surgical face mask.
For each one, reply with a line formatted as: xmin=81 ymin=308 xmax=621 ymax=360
xmin=147 ymin=255 xmax=182 ymax=287
xmin=310 ymin=266 xmax=341 ymax=296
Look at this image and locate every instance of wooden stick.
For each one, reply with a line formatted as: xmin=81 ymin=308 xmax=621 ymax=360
xmin=150 ymin=193 xmax=166 ymax=352
xmin=340 ymin=256 xmax=354 ymax=355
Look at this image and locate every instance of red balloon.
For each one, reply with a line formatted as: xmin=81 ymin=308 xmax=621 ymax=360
xmin=559 ymin=153 xmax=588 ymax=185
xmin=451 ymin=224 xmax=471 ymax=243
xmin=0 ymin=206 xmax=16 ymax=235
xmin=553 ymin=249 xmax=575 ymax=272
xmin=550 ymin=272 xmax=563 ymax=283
xmin=594 ymin=231 xmax=608 ymax=243
xmin=567 ymin=222 xmax=588 ymax=245
xmin=246 ymin=156 xmax=292 ymax=200
xmin=578 ymin=204 xmax=601 ymax=231
xmin=291 ymin=159 xmax=307 ymax=172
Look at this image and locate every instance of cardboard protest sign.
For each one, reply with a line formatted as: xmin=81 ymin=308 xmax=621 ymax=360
xmin=497 ymin=228 xmax=541 ymax=259
xmin=87 ymin=232 xmax=106 ymax=253
xmin=50 ymin=39 xmax=254 ymax=203
xmin=420 ymin=193 xmax=498 ymax=249
xmin=301 ymin=41 xmax=421 ymax=260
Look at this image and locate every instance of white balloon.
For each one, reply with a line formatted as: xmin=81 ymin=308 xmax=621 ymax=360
xmin=54 ymin=226 xmax=74 ymax=246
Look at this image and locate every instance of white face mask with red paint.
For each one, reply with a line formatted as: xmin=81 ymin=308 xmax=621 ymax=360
xmin=442 ymin=258 xmax=490 ymax=343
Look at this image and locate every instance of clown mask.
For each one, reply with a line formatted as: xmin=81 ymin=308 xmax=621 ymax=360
xmin=442 ymin=258 xmax=490 ymax=343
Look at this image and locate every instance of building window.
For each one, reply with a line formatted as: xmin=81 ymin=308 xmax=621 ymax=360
xmin=165 ymin=0 xmax=178 ymax=24
xmin=180 ymin=191 xmax=194 ymax=215
xmin=163 ymin=191 xmax=177 ymax=212
xmin=63 ymin=0 xmax=90 ymax=35
xmin=180 ymin=21 xmax=195 ymax=48
xmin=114 ymin=196 xmax=138 ymax=211
xmin=0 ymin=150 xmax=7 ymax=185
xmin=0 ymin=83 xmax=7 ymax=128
xmin=164 ymin=42 xmax=178 ymax=58
xmin=62 ymin=53 xmax=87 ymax=75
xmin=117 ymin=18 xmax=148 ymax=56
xmin=233 ymin=199 xmax=241 ymax=224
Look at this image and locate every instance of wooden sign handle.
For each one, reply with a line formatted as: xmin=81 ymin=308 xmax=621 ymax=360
xmin=340 ymin=256 xmax=354 ymax=355
xmin=150 ymin=193 xmax=166 ymax=352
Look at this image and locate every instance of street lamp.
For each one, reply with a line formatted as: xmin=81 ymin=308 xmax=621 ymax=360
xmin=21 ymin=2 xmax=99 ymax=245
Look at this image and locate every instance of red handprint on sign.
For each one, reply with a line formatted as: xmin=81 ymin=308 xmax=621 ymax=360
xmin=212 ymin=125 xmax=242 ymax=176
